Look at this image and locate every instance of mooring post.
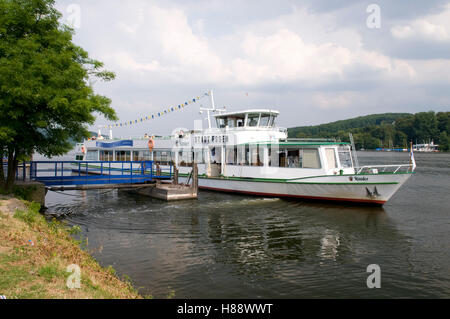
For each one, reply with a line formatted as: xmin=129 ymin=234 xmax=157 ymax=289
xmin=173 ymin=163 xmax=178 ymax=185
xmin=192 ymin=163 xmax=198 ymax=194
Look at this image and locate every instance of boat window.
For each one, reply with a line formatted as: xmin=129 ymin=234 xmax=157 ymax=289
xmin=287 ymin=150 xmax=300 ymax=168
xmin=338 ymin=146 xmax=353 ymax=168
xmin=216 ymin=118 xmax=227 ymax=128
xmin=179 ymin=150 xmax=193 ymax=166
xmin=195 ymin=150 xmax=204 ymax=164
xmin=153 ymin=150 xmax=173 ymax=165
xmin=259 ymin=114 xmax=270 ymax=127
xmin=86 ymin=150 xmax=98 ymax=161
xmin=100 ymin=150 xmax=113 ymax=161
xmin=249 ymin=146 xmax=263 ymax=166
xmin=75 ymin=155 xmax=84 ymax=161
xmin=115 ymin=150 xmax=130 ymax=161
xmin=236 ymin=145 xmax=248 ymax=165
xmin=325 ymin=148 xmax=338 ymax=170
xmin=236 ymin=118 xmax=245 ymax=127
xmin=133 ymin=150 xmax=151 ymax=161
xmin=227 ymin=118 xmax=236 ymax=128
xmin=303 ymin=149 xmax=321 ymax=169
xmin=226 ymin=146 xmax=237 ymax=165
xmin=246 ymin=114 xmax=259 ymax=127
xmin=268 ymin=147 xmax=280 ymax=167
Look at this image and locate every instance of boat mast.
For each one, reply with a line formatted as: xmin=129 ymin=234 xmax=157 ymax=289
xmin=200 ymin=89 xmax=216 ymax=129
xmin=349 ymin=133 xmax=359 ymax=169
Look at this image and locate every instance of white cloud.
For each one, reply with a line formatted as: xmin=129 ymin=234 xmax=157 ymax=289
xmin=104 ymin=4 xmax=415 ymax=88
xmin=53 ymin=0 xmax=449 ymax=134
xmin=110 ymin=52 xmax=161 ymax=72
xmin=228 ymin=28 xmax=415 ymax=85
xmin=391 ymin=4 xmax=450 ymax=42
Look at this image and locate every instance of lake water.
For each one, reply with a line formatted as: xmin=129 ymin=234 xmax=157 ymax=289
xmin=43 ymin=151 xmax=450 ymax=298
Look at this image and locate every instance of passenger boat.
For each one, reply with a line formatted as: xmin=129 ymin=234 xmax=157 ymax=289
xmin=74 ymin=94 xmax=415 ymax=205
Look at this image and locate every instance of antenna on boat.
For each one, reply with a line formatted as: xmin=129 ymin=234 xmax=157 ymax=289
xmin=199 ymin=90 xmax=227 ymax=129
xmin=349 ymin=133 xmax=359 ymax=168
xmin=199 ymin=89 xmax=215 ymax=129
xmin=97 ymin=125 xmax=103 ymax=139
xmin=210 ymin=89 xmax=216 ymax=111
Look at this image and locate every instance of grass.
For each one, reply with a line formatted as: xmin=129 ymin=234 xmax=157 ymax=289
xmin=0 ymin=198 xmax=143 ymax=299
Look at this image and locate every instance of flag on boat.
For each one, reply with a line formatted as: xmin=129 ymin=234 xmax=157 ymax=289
xmin=104 ymin=91 xmax=211 ymax=129
xmin=410 ymin=146 xmax=416 ymax=171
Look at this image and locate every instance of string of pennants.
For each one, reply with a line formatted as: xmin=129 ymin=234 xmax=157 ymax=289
xmin=105 ymin=91 xmax=211 ymax=129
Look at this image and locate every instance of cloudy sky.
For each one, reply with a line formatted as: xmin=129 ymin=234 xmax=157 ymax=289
xmin=55 ymin=0 xmax=450 ymax=136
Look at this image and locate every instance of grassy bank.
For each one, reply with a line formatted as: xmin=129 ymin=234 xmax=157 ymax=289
xmin=0 ymin=196 xmax=142 ymax=299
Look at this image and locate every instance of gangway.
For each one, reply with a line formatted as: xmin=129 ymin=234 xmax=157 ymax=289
xmin=18 ymin=161 xmax=172 ymax=187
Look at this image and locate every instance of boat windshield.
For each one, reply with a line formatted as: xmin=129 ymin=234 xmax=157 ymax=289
xmin=338 ymin=145 xmax=353 ymax=168
xmin=216 ymin=112 xmax=277 ymax=129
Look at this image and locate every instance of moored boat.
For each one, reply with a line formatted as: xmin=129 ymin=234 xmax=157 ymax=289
xmin=74 ymin=94 xmax=415 ymax=205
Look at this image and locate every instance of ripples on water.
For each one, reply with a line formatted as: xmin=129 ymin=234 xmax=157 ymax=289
xmin=44 ymin=152 xmax=450 ymax=298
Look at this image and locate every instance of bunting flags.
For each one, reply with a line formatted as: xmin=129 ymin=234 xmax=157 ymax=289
xmin=105 ymin=91 xmax=210 ymax=129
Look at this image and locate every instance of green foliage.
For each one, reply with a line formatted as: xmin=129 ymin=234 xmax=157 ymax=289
xmin=439 ymin=131 xmax=449 ymax=151
xmin=67 ymin=225 xmax=82 ymax=235
xmin=38 ymin=264 xmax=64 ymax=281
xmin=106 ymin=265 xmax=117 ymax=276
xmin=289 ymin=113 xmax=411 ymax=138
xmin=0 ymin=0 xmax=117 ymax=190
xmin=288 ymin=111 xmax=450 ymax=150
xmin=12 ymin=185 xmax=37 ymax=201
xmin=13 ymin=201 xmax=42 ymax=224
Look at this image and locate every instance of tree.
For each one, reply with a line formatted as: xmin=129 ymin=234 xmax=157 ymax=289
xmin=0 ymin=0 xmax=117 ymax=192
xmin=438 ymin=132 xmax=449 ymax=151
xmin=412 ymin=112 xmax=439 ymax=143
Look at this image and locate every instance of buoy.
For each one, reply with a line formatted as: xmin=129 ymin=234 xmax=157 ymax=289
xmin=148 ymin=138 xmax=154 ymax=152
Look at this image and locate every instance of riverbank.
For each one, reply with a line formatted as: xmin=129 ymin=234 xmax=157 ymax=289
xmin=0 ymin=195 xmax=142 ymax=299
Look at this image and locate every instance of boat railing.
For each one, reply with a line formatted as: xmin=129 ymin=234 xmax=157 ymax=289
xmin=203 ymin=127 xmax=287 ymax=133
xmin=8 ymin=161 xmax=173 ymax=186
xmin=356 ymin=164 xmax=414 ymax=175
xmin=284 ymin=138 xmax=337 ymax=142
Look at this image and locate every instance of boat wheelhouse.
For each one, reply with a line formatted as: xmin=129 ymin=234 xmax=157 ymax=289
xmin=75 ymin=98 xmax=415 ymax=205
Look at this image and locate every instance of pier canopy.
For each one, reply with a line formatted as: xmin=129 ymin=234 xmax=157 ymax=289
xmin=214 ymin=109 xmax=279 ymax=129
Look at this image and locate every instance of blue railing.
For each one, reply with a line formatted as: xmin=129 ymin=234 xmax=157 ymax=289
xmin=9 ymin=161 xmax=172 ymax=186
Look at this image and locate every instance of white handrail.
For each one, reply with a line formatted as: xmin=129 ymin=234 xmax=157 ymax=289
xmin=356 ymin=164 xmax=414 ymax=174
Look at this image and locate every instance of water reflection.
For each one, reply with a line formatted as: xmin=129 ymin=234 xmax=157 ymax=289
xmin=45 ymin=188 xmax=416 ymax=298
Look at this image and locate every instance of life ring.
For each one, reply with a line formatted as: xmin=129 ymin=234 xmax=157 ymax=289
xmin=148 ymin=138 xmax=154 ymax=151
xmin=81 ymin=146 xmax=86 ymax=154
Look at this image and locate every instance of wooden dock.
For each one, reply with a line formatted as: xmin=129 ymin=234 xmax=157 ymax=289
xmin=133 ymin=164 xmax=198 ymax=200
xmin=47 ymin=164 xmax=198 ymax=201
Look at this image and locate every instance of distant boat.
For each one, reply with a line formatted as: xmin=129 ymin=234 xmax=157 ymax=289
xmin=413 ymin=141 xmax=439 ymax=152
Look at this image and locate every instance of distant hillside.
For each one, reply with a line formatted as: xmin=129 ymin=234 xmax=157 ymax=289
xmin=288 ymin=113 xmax=411 ymax=137
xmin=288 ymin=112 xmax=450 ymax=151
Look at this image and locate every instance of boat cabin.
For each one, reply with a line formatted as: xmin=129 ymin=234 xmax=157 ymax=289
xmin=214 ymin=110 xmax=279 ymax=130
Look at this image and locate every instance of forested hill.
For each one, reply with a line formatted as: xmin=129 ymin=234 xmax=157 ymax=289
xmin=288 ymin=113 xmax=411 ymax=137
xmin=288 ymin=111 xmax=450 ymax=151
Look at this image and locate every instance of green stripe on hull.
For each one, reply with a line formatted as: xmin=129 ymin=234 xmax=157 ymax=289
xmin=172 ymin=172 xmax=400 ymax=185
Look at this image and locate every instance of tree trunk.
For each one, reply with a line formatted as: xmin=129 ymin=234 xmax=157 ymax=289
xmin=5 ymin=147 xmax=18 ymax=193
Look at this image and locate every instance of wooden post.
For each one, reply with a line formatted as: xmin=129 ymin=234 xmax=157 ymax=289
xmin=173 ymin=163 xmax=179 ymax=185
xmin=192 ymin=163 xmax=198 ymax=194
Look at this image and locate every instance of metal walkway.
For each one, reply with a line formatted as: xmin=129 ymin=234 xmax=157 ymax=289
xmin=14 ymin=161 xmax=172 ymax=186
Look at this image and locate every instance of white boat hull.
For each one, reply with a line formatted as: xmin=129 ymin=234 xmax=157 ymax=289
xmin=177 ymin=173 xmax=412 ymax=205
xmin=71 ymin=162 xmax=412 ymax=205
